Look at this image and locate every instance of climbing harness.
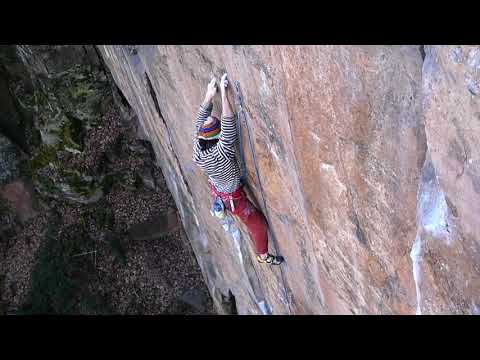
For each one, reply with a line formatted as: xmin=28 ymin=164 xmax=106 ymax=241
xmin=233 ymin=80 xmax=293 ymax=315
xmin=209 ymin=181 xmax=243 ymax=214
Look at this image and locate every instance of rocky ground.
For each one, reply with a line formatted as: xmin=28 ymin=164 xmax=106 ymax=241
xmin=0 ymin=82 xmax=214 ymax=315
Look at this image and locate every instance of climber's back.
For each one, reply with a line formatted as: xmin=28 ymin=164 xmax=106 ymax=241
xmin=193 ymin=91 xmax=241 ymax=194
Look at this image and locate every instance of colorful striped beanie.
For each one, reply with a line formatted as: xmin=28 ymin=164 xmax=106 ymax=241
xmin=198 ymin=116 xmax=221 ymax=140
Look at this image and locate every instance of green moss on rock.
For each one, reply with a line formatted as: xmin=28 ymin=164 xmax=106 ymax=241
xmin=16 ymin=54 xmax=112 ymax=204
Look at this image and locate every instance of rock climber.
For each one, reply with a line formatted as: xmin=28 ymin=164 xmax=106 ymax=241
xmin=193 ymin=73 xmax=284 ymax=266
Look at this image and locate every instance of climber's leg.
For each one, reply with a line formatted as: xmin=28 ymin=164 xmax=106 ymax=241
xmin=210 ymin=184 xmax=284 ymax=264
xmin=232 ymin=196 xmax=284 ymax=265
xmin=229 ymin=192 xmax=269 ymax=255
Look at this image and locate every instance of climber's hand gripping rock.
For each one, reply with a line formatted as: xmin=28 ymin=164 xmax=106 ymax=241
xmin=204 ymin=76 xmax=217 ymax=104
xmin=220 ymin=73 xmax=233 ymax=119
xmin=220 ymin=73 xmax=229 ymax=93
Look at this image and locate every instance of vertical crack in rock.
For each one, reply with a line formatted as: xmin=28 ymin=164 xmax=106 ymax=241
xmin=236 ymin=95 xmax=293 ymax=314
xmin=419 ymin=45 xmax=426 ymax=61
xmin=114 ymin=83 xmax=131 ymax=109
xmin=145 ymin=72 xmax=163 ymax=119
xmin=409 ymin=45 xmax=433 ymax=315
xmin=144 ymin=71 xmax=193 ymax=199
xmin=410 ymin=155 xmax=452 ymax=315
xmin=352 ymin=210 xmax=369 ymax=248
xmin=93 ymin=45 xmax=110 ymax=79
xmin=227 ymin=290 xmax=238 ymax=315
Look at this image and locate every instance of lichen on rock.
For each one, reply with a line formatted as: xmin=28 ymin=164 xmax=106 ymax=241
xmin=3 ymin=45 xmax=111 ymax=204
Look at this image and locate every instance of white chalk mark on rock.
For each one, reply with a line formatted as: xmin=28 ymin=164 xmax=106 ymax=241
xmin=472 ymin=304 xmax=480 ymax=315
xmin=418 ymin=169 xmax=451 ymax=244
xmin=310 ymin=131 xmax=322 ymax=144
xmin=270 ymin=146 xmax=280 ymax=162
xmin=411 ymin=157 xmax=454 ymax=315
xmin=321 ymin=163 xmax=347 ymax=194
xmin=231 ymin=227 xmax=243 ymax=264
xmin=257 ymin=300 xmax=272 ymax=315
xmin=410 ymin=232 xmax=423 ymax=315
xmin=321 ymin=163 xmax=334 ymax=171
xmin=259 ymin=68 xmax=271 ymax=98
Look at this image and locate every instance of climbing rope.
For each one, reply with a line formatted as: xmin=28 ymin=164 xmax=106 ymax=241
xmin=233 ymin=80 xmax=293 ymax=315
xmin=234 ymin=82 xmax=247 ymax=184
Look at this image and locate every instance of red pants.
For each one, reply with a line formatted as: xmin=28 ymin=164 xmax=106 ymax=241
xmin=210 ymin=183 xmax=269 ymax=255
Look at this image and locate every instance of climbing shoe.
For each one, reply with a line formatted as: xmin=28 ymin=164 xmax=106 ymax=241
xmin=256 ymin=254 xmax=284 ymax=265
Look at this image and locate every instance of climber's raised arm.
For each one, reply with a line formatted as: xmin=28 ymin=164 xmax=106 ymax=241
xmin=195 ymin=77 xmax=217 ymax=133
xmin=217 ymin=73 xmax=237 ymax=159
xmin=220 ymin=74 xmax=234 ymax=119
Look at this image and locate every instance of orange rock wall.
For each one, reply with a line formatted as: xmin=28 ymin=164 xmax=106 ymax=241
xmin=99 ymin=45 xmax=480 ymax=314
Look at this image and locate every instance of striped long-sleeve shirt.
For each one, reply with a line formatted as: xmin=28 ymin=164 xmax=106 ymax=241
xmin=193 ymin=103 xmax=241 ymax=194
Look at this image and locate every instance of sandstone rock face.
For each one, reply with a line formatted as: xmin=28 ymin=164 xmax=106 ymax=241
xmin=0 ymin=45 xmax=112 ymax=205
xmin=99 ymin=45 xmax=479 ymax=314
xmin=418 ymin=46 xmax=480 ymax=314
